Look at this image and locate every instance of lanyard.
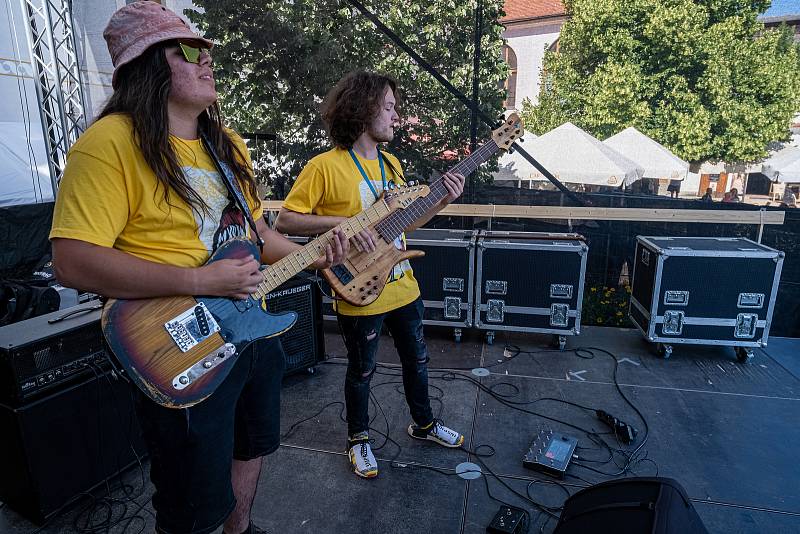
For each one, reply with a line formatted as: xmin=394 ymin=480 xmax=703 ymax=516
xmin=349 ymin=148 xmax=386 ymax=201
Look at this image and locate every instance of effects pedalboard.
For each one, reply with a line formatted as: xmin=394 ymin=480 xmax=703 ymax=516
xmin=522 ymin=428 xmax=578 ymax=479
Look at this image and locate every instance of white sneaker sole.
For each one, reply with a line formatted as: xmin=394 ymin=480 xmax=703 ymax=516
xmin=407 ymin=424 xmax=464 ymax=448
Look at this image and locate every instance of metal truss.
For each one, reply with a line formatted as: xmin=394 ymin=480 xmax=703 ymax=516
xmin=20 ymin=0 xmax=86 ymax=192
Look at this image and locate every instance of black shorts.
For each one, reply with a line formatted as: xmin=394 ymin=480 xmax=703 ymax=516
xmin=134 ymin=338 xmax=286 ymax=534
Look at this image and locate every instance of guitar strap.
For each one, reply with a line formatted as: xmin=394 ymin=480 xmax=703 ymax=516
xmin=200 ymin=133 xmax=265 ymax=256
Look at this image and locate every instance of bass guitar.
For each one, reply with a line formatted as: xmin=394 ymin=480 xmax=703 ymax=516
xmin=101 ymin=185 xmax=427 ymax=408
xmin=321 ymin=112 xmax=524 ymax=306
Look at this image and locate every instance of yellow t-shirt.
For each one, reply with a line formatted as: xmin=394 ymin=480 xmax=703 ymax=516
xmin=283 ymin=147 xmax=420 ymax=316
xmin=50 ymin=114 xmax=262 ymax=268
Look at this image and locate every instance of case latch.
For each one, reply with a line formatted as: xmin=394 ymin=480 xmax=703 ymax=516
xmin=487 ymin=299 xmax=505 ymax=322
xmin=550 ymin=303 xmax=569 ymax=327
xmin=662 ymin=310 xmax=684 ymax=335
xmin=735 ymin=313 xmax=758 ymax=338
xmin=444 ymin=297 xmax=462 ymax=320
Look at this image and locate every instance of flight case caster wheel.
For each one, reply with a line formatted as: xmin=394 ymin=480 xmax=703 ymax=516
xmin=306 ymin=366 xmax=316 ymax=375
xmin=657 ymin=343 xmax=673 ymax=359
xmin=735 ymin=346 xmax=753 ymax=363
xmin=486 ymin=331 xmax=495 ymax=345
xmin=551 ymin=334 xmax=567 ymax=351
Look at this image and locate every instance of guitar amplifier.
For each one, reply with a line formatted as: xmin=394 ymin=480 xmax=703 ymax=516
xmin=475 ymin=231 xmax=588 ymax=347
xmin=406 ymin=229 xmax=477 ymax=340
xmin=262 ymin=274 xmax=325 ymax=374
xmin=0 ymin=370 xmax=146 ymax=523
xmin=0 ymin=300 xmax=107 ymax=406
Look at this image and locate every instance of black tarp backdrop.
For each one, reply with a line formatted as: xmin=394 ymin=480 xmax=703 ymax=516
xmin=0 ymin=202 xmax=54 ymax=279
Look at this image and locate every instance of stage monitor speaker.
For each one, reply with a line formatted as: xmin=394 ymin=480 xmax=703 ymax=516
xmin=262 ymin=274 xmax=325 ymax=375
xmin=0 ymin=369 xmax=146 ymax=524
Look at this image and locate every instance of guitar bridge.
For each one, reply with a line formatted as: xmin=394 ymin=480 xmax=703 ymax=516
xmin=165 ymin=302 xmax=221 ymax=353
xmin=173 ymin=343 xmax=237 ymax=390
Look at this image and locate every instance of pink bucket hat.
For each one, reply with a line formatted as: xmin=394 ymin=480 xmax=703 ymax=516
xmin=103 ymin=1 xmax=213 ymax=88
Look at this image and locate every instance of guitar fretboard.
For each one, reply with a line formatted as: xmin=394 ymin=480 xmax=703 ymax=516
xmin=250 ymin=200 xmax=392 ymax=299
xmin=374 ymin=139 xmax=500 ymax=242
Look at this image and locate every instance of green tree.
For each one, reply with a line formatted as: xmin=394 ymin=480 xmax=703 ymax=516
xmin=522 ymin=0 xmax=800 ymax=163
xmin=187 ymin=0 xmax=507 ymax=198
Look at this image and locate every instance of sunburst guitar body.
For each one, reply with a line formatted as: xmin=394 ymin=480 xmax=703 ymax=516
xmin=322 ymin=112 xmax=524 ymax=306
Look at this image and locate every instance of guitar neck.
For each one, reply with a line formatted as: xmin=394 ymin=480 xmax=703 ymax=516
xmin=375 ymin=139 xmax=500 ymax=242
xmin=254 ymin=200 xmax=392 ymax=296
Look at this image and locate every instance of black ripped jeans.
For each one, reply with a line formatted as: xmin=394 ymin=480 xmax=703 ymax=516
xmin=337 ymin=297 xmax=434 ymax=437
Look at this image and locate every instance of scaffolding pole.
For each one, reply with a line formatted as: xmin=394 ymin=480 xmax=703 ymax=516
xmin=20 ymin=0 xmax=86 ymax=194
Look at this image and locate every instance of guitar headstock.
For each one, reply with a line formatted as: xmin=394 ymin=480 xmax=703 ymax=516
xmin=492 ymin=112 xmax=524 ymax=152
xmin=383 ymin=184 xmax=430 ymax=210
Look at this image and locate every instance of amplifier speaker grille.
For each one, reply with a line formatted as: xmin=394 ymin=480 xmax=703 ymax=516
xmin=263 ymin=276 xmax=325 ymax=374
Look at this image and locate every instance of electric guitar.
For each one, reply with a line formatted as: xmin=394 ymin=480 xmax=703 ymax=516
xmin=101 ymin=185 xmax=427 ymax=408
xmin=321 ymin=112 xmax=524 ymax=306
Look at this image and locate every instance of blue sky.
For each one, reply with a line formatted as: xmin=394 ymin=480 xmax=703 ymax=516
xmin=762 ymin=0 xmax=800 ymax=17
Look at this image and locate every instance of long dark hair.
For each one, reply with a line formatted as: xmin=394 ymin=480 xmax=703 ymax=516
xmin=99 ymin=43 xmax=257 ymax=214
xmin=320 ymin=71 xmax=400 ymax=150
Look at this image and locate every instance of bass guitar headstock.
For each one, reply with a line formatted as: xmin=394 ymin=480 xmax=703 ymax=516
xmin=492 ymin=112 xmax=524 ymax=152
xmin=383 ymin=183 xmax=430 ymax=210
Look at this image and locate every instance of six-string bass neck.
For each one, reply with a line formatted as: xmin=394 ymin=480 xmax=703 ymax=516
xmin=322 ymin=113 xmax=524 ymax=307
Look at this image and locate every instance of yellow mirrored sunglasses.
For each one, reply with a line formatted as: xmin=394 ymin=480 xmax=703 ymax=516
xmin=178 ymin=43 xmax=210 ymax=64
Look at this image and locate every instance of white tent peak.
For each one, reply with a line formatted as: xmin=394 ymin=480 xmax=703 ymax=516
xmin=523 ymin=122 xmax=644 ymax=187
xmin=603 ymin=126 xmax=689 ymax=181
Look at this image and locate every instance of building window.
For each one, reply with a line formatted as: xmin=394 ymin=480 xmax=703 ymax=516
xmin=502 ymin=45 xmax=518 ymax=110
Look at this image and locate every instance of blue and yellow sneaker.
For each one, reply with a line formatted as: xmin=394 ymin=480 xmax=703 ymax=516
xmin=347 ymin=432 xmax=378 ymax=478
xmin=408 ymin=418 xmax=464 ymax=448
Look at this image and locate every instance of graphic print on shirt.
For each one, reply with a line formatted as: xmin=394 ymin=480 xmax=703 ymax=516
xmin=358 ymin=178 xmax=412 ymax=283
xmin=183 ymin=166 xmax=248 ymax=254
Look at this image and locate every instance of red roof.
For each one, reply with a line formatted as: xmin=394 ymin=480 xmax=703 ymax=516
xmin=501 ymin=0 xmax=566 ymax=22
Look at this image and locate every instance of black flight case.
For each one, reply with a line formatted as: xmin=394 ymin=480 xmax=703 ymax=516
xmin=474 ymin=231 xmax=588 ymax=348
xmin=405 ymin=229 xmax=477 ymax=341
xmin=629 ymin=236 xmax=784 ymax=362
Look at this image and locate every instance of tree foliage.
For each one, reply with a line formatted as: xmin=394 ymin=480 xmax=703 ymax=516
xmin=521 ymin=0 xmax=800 ymax=163
xmin=187 ymin=0 xmax=507 ymax=197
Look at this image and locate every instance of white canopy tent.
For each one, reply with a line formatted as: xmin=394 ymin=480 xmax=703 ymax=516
xmin=514 ymin=122 xmax=644 ymax=187
xmin=0 ymin=121 xmax=53 ymax=206
xmin=603 ymin=126 xmax=689 ymax=181
xmin=761 ymin=145 xmax=800 ymax=183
